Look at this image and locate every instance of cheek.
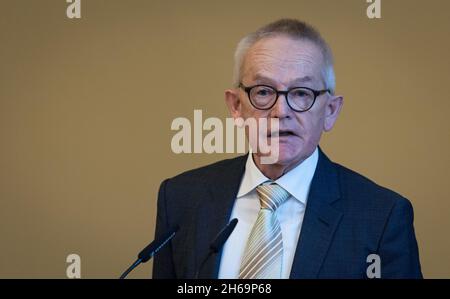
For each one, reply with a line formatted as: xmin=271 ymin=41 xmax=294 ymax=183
xmin=238 ymin=96 xmax=254 ymax=117
xmin=295 ymin=112 xmax=325 ymax=142
xmin=240 ymin=102 xmax=268 ymax=121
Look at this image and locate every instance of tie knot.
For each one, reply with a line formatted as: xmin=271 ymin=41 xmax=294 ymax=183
xmin=256 ymin=182 xmax=290 ymax=212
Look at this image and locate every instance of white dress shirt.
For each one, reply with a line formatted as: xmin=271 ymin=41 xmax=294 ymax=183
xmin=218 ymin=147 xmax=319 ymax=279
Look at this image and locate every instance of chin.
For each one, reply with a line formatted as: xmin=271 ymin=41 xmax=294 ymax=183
xmin=273 ymin=142 xmax=305 ymax=166
xmin=257 ymin=136 xmax=313 ymax=167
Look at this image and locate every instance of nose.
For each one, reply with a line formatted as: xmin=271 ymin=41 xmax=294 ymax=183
xmin=270 ymin=93 xmax=291 ymax=119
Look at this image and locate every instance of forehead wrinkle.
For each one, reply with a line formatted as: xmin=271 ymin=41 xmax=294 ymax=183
xmin=243 ymin=53 xmax=320 ymax=87
xmin=250 ymin=49 xmax=316 ymax=67
xmin=242 ymin=47 xmax=323 ymax=87
xmin=247 ymin=36 xmax=321 ymax=64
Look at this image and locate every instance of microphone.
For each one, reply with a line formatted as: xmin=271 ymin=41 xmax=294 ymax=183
xmin=119 ymin=225 xmax=179 ymax=279
xmin=194 ymin=218 xmax=238 ymax=279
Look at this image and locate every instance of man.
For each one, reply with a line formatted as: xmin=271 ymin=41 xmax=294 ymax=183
xmin=152 ymin=19 xmax=422 ymax=279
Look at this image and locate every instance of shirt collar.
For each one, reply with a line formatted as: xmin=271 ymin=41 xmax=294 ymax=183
xmin=237 ymin=147 xmax=319 ymax=205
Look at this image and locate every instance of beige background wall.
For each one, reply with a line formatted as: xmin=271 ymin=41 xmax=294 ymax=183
xmin=1 ymin=0 xmax=449 ymax=278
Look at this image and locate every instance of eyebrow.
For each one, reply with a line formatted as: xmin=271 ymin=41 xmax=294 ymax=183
xmin=251 ymin=74 xmax=314 ymax=86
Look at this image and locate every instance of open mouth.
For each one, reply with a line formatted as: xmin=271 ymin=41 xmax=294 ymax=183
xmin=268 ymin=130 xmax=297 ymax=137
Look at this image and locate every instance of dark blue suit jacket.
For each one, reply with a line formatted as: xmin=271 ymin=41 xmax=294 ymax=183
xmin=152 ymin=149 xmax=422 ymax=278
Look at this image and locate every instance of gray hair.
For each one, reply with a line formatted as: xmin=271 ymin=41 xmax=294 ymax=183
xmin=233 ymin=19 xmax=336 ymax=94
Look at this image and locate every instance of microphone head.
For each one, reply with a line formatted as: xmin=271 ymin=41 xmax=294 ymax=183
xmin=138 ymin=225 xmax=179 ymax=263
xmin=210 ymin=218 xmax=238 ymax=253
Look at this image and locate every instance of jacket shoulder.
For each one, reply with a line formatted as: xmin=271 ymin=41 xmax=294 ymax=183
xmin=334 ymin=162 xmax=412 ymax=210
xmin=157 ymin=155 xmax=247 ymax=228
xmin=167 ymin=154 xmax=247 ymax=184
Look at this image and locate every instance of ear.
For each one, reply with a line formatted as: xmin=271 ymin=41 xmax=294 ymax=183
xmin=224 ymin=88 xmax=243 ymax=120
xmin=323 ymin=95 xmax=344 ymax=132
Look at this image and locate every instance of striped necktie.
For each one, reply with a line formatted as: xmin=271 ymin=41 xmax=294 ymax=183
xmin=239 ymin=182 xmax=290 ymax=279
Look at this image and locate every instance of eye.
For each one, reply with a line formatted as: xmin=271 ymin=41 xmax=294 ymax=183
xmin=292 ymin=89 xmax=309 ymax=98
xmin=255 ymin=87 xmax=274 ymax=97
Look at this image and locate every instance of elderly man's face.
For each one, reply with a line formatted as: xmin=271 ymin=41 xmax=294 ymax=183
xmin=226 ymin=35 xmax=343 ymax=174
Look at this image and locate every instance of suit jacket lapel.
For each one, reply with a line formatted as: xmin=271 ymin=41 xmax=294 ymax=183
xmin=194 ymin=154 xmax=247 ymax=278
xmin=289 ymin=148 xmax=343 ymax=278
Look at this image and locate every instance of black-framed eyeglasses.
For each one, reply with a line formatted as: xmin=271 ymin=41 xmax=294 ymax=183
xmin=239 ymin=83 xmax=330 ymax=112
